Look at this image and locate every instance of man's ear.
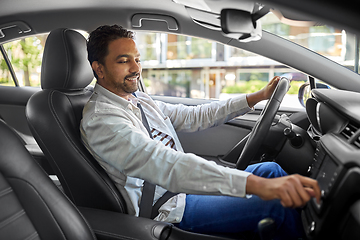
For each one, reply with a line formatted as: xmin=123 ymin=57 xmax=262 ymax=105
xmin=92 ymin=61 xmax=104 ymax=79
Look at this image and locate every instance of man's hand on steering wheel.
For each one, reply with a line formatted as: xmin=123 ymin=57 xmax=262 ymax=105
xmin=246 ymin=76 xmax=280 ymax=108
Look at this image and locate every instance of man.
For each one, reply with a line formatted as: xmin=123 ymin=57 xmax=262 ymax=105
xmin=81 ymin=25 xmax=320 ymax=239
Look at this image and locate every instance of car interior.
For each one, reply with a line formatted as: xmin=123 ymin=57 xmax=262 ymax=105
xmin=23 ymin=26 xmax=277 ymax=240
xmin=0 ymin=0 xmax=360 ymax=239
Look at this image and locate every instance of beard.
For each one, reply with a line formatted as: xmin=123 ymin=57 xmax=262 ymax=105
xmin=114 ymin=73 xmax=140 ymax=94
xmin=123 ymin=78 xmax=139 ymax=93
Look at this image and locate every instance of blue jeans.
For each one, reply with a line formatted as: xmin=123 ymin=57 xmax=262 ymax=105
xmin=176 ymin=162 xmax=305 ymax=240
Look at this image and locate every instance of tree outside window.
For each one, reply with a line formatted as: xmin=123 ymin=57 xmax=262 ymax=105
xmin=1 ymin=35 xmax=47 ymax=87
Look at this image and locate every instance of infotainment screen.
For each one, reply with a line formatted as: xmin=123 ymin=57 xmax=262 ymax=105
xmin=316 ymin=156 xmax=338 ymax=190
xmin=314 ymin=154 xmax=340 ymax=210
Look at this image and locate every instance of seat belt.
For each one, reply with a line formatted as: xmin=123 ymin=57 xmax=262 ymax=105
xmin=139 ymin=181 xmax=156 ymax=218
xmin=133 ymin=93 xmax=177 ymax=219
xmin=133 ymin=93 xmax=156 ymax=218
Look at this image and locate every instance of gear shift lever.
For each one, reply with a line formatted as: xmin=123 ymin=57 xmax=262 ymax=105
xmin=258 ymin=218 xmax=277 ymax=240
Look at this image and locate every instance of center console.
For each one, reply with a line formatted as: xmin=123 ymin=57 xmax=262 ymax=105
xmin=302 ymin=134 xmax=360 ymax=239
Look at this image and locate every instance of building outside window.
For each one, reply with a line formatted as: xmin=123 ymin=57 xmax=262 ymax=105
xmin=167 ymin=35 xmax=213 ymax=60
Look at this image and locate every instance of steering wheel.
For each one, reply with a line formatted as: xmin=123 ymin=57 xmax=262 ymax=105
xmin=236 ymin=77 xmax=290 ymax=170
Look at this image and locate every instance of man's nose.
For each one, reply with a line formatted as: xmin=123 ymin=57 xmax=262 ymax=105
xmin=130 ymin=60 xmax=141 ymax=73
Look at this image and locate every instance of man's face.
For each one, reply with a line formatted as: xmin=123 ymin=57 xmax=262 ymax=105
xmin=93 ymin=38 xmax=142 ymax=99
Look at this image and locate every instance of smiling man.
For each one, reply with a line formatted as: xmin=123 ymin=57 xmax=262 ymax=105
xmin=81 ymin=24 xmax=320 ymax=239
xmin=91 ymin=37 xmax=141 ymax=98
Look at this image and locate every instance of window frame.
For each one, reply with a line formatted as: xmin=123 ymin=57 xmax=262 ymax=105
xmin=0 ymin=44 xmax=19 ymax=86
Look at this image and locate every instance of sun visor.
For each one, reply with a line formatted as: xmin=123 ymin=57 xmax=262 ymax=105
xmin=175 ymin=0 xmax=266 ymax=42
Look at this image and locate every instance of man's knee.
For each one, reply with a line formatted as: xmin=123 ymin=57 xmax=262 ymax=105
xmin=249 ymin=162 xmax=287 ymax=178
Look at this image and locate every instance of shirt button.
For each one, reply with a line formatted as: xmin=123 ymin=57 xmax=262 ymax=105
xmin=203 ymin=186 xmax=207 ymax=190
xmin=231 ymin=189 xmax=237 ymax=194
xmin=175 ymin=217 xmax=180 ymax=222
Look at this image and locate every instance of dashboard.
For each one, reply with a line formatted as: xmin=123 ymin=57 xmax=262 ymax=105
xmin=302 ymin=89 xmax=360 ymax=239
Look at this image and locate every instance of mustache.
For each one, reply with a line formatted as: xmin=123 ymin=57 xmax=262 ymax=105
xmin=125 ymin=72 xmax=140 ymax=79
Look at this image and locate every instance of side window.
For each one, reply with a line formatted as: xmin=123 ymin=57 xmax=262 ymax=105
xmin=1 ymin=30 xmax=92 ymax=88
xmin=137 ymin=32 xmax=305 ymax=109
xmin=1 ymin=34 xmax=48 ymax=87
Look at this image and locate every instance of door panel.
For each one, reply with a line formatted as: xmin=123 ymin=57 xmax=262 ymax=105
xmin=0 ymin=86 xmax=40 ymax=136
xmin=177 ymin=123 xmax=251 ymax=158
xmin=0 ymin=86 xmax=53 ymax=173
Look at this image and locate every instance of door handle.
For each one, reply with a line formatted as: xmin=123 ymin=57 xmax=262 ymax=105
xmin=0 ymin=21 xmax=31 ymax=39
xmin=132 ymin=14 xmax=178 ymax=31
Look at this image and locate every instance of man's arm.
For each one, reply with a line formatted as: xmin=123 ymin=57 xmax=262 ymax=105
xmin=155 ymin=93 xmax=253 ymax=133
xmin=154 ymin=76 xmax=280 ymax=133
xmin=246 ymin=76 xmax=280 ymax=108
xmin=246 ymin=174 xmax=321 ymax=208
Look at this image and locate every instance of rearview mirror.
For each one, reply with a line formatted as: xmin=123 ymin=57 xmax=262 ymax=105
xmin=220 ymin=8 xmax=262 ymax=42
xmin=221 ymin=9 xmax=254 ymax=38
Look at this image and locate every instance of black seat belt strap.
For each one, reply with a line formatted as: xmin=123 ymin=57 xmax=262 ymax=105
xmin=138 ymin=102 xmax=152 ymax=138
xmin=139 ymin=181 xmax=156 ymax=218
xmin=133 ymin=93 xmax=176 ymax=219
xmin=133 ymin=93 xmax=156 ymax=218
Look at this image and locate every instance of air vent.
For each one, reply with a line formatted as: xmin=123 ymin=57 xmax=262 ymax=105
xmin=341 ymin=123 xmax=357 ymax=139
xmin=341 ymin=122 xmax=360 ymax=148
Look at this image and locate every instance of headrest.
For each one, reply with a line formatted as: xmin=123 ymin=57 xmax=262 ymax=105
xmin=41 ymin=28 xmax=94 ymax=90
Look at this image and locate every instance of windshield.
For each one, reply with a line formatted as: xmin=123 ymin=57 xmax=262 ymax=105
xmin=261 ymin=12 xmax=359 ymax=73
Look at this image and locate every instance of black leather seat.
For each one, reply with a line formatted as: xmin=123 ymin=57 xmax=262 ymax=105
xmin=0 ymin=119 xmax=175 ymax=240
xmin=26 ymin=28 xmax=127 ymax=213
xmin=0 ymin=119 xmax=96 ymax=240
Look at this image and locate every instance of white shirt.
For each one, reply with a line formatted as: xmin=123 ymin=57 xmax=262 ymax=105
xmin=80 ymin=84 xmax=253 ymax=223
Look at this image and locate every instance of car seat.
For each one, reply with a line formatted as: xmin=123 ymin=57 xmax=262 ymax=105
xmin=26 ymin=28 xmax=127 ymax=213
xmin=0 ymin=119 xmax=96 ymax=240
xmin=0 ymin=119 xmax=180 ymax=240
